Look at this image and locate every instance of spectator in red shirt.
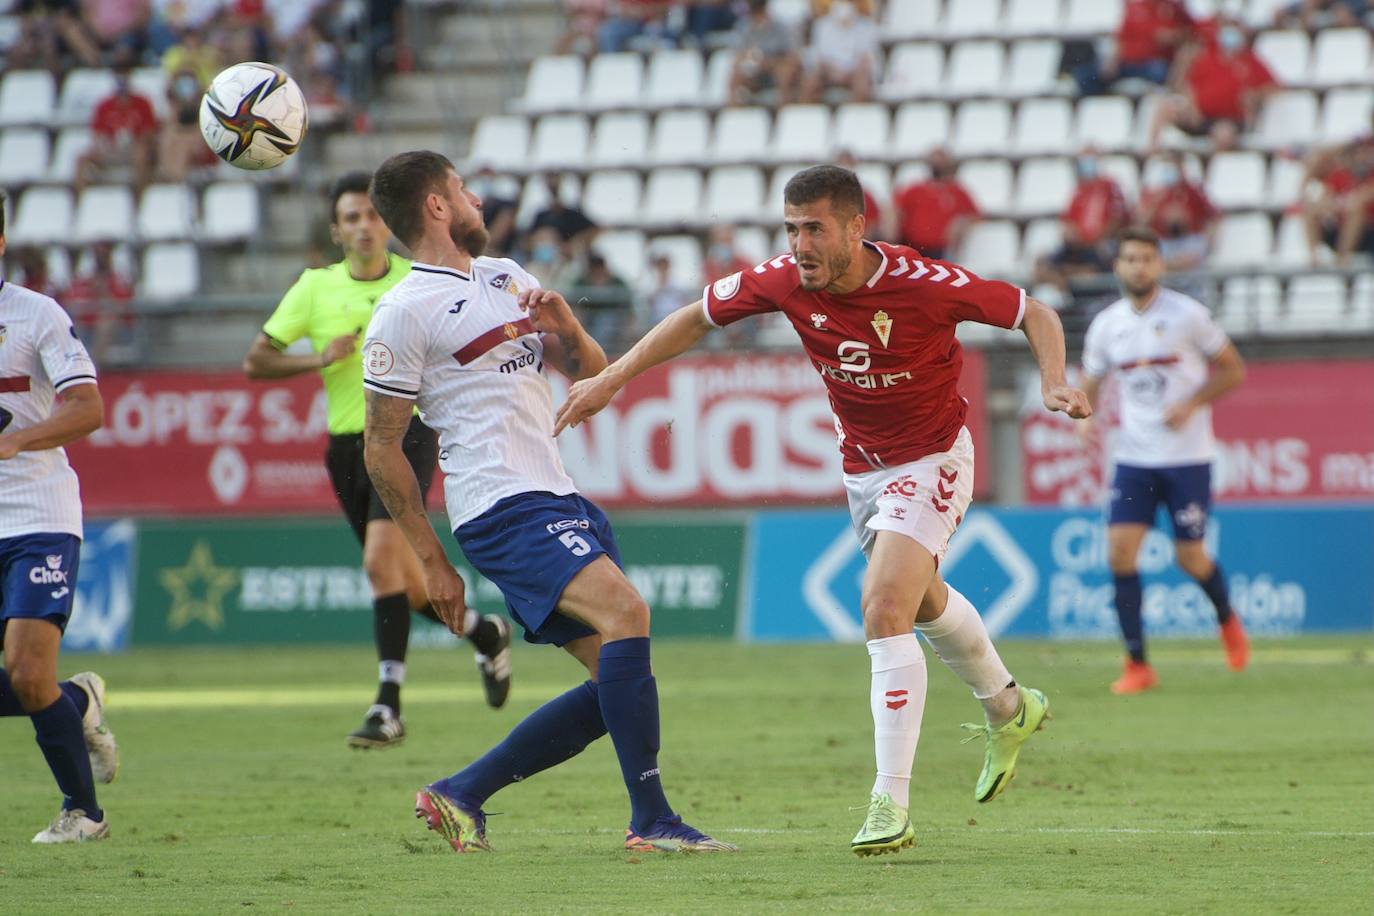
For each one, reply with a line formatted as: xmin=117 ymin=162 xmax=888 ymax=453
xmin=1074 ymin=0 xmax=1194 ymax=94
xmin=1035 ymin=149 xmax=1130 ymax=300
xmin=703 ymin=225 xmax=754 ymax=282
xmin=1301 ymin=129 xmax=1374 ymax=265
xmin=890 ymin=148 xmax=979 ymax=260
xmin=1137 ymin=152 xmax=1218 ymax=271
xmin=1148 ymin=20 xmax=1278 ymax=152
xmin=75 ymin=62 xmax=159 ymax=192
xmin=66 ymin=242 xmax=136 ymax=363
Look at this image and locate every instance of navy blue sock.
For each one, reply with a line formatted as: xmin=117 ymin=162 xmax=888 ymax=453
xmin=597 ymin=637 xmax=673 ymax=834
xmin=31 ymin=695 xmax=101 ymax=820
xmin=60 ymin=680 xmax=90 ymax=717
xmin=1114 ymin=574 xmax=1146 ymax=663
xmin=1195 ymin=563 xmax=1233 ymax=624
xmin=0 ymin=669 xmax=26 ymax=717
xmin=439 ymin=680 xmax=606 ymax=807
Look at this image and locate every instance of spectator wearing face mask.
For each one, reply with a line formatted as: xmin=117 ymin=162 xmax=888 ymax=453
xmin=1147 ymin=19 xmax=1278 ymax=153
xmin=1074 ymin=0 xmax=1194 ymax=95
xmin=1301 ymin=137 xmax=1374 ymax=266
xmin=1035 ymin=150 xmax=1131 ymax=301
xmin=1137 ymin=154 xmax=1217 ymax=272
xmin=157 ymin=66 xmax=217 ymax=183
xmin=703 ymin=225 xmax=754 ymax=282
xmin=529 ymin=173 xmax=599 ymax=254
xmin=569 ymin=253 xmax=634 ymax=349
xmin=800 ymin=0 xmax=880 ymax=104
xmin=728 ymin=0 xmax=801 ymax=106
xmin=75 ymin=60 xmax=159 ymax=193
xmin=890 ymin=148 xmax=980 ymax=260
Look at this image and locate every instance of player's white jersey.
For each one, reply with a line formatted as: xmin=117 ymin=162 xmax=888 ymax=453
xmin=362 ymin=258 xmax=576 ymax=529
xmin=1082 ymin=286 xmax=1230 ymax=468
xmin=0 ymin=281 xmax=98 ymax=539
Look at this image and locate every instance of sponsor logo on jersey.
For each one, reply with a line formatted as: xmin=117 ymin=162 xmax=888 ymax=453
xmin=449 ymin=299 xmax=467 ymax=314
xmin=712 ymin=271 xmax=742 ymax=301
xmin=871 ymin=310 xmax=893 ymax=347
xmin=814 ymin=360 xmax=914 ymax=391
xmin=365 ymin=341 xmax=395 ymax=376
xmin=545 ymin=518 xmax=592 ymax=534
xmin=488 ymin=273 xmax=523 ymax=296
xmin=810 ymin=312 xmax=828 ymax=329
xmin=882 ymin=475 xmax=920 ymax=499
xmin=29 ymin=556 xmax=69 ymax=586
xmin=498 ymin=340 xmax=540 ymax=374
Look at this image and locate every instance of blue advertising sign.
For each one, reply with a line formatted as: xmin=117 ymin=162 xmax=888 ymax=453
xmin=745 ymin=506 xmax=1374 ymax=641
xmin=63 ymin=519 xmax=137 ymax=653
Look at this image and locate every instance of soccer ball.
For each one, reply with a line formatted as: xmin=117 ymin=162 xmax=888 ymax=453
xmin=199 ymin=62 xmax=308 ymax=170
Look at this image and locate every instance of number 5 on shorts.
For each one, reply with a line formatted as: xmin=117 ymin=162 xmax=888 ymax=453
xmin=559 ymin=530 xmax=591 ymax=556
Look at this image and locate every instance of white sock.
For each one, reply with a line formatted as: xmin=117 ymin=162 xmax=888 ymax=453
xmin=463 ymin=608 xmax=479 ymax=637
xmin=915 ymin=586 xmax=1019 ymax=724
xmin=379 ymin=660 xmax=406 ymax=684
xmin=867 ymin=633 xmax=926 ymax=809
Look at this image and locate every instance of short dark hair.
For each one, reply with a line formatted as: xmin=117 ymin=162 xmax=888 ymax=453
xmin=783 ymin=165 xmax=865 ymax=219
xmin=1117 ymin=225 xmax=1161 ymax=251
xmin=369 ymin=151 xmax=454 ymax=248
xmin=329 ymin=171 xmax=373 ymax=223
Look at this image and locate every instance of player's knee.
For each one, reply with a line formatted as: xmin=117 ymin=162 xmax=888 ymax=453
xmin=599 ymin=591 xmax=650 ymax=641
xmin=862 ymin=588 xmax=915 ymax=638
xmin=7 ymin=662 xmax=53 ymax=711
xmin=362 ymin=547 xmax=405 ymax=595
xmin=1107 ymin=539 xmax=1139 ymax=574
xmin=1176 ymin=547 xmax=1212 ymax=579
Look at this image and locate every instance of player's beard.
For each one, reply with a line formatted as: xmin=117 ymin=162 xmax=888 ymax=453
xmin=450 ymin=216 xmax=490 ymax=258
xmin=799 ymin=246 xmax=853 ymax=292
xmin=1121 ymin=277 xmax=1157 ymax=299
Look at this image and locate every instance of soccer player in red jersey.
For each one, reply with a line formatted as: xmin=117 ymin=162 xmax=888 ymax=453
xmin=556 ymin=166 xmax=1091 ymax=856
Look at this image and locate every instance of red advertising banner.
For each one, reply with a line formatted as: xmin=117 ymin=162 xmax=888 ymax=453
xmin=71 ymin=350 xmax=991 ymax=515
xmin=1022 ymin=359 xmax=1374 ymax=505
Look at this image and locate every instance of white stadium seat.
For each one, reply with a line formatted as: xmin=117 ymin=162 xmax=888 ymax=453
xmin=645 ymin=50 xmax=704 ymax=108
xmin=1273 ymin=212 xmax=1310 ymax=266
xmin=57 ymin=68 xmax=116 ymax=126
xmin=711 ymin=106 xmax=771 ymax=162
xmin=943 ymin=0 xmax=1001 ymax=37
xmin=1062 ymin=0 xmax=1122 ymax=35
xmin=880 ymin=42 xmax=945 ymax=101
xmin=1074 ymin=95 xmax=1134 ymax=151
xmin=1013 ymin=98 xmax=1073 ymax=155
xmin=705 ymin=166 xmax=767 ymax=223
xmin=956 ymin=219 xmax=1020 ymax=277
xmin=768 ymin=163 xmax=810 ymax=214
xmin=894 ymin=161 xmax=932 ymax=189
xmin=589 ymin=112 xmax=649 ymax=167
xmin=1254 ymin=90 xmax=1318 ymax=150
xmin=1254 ymin=31 xmax=1310 ymax=86
xmin=703 ymin=47 xmax=736 ymax=107
xmin=882 ymin=0 xmax=944 ymax=42
xmin=957 ymin=158 xmax=1013 ymax=212
xmin=131 ymin=66 xmax=169 ymax=120
xmin=1021 ymin=218 xmax=1064 ymax=264
xmin=139 ymin=184 xmax=197 ymax=241
xmin=951 ymin=99 xmax=1010 ymax=156
xmin=1284 ymin=275 xmax=1351 ymax=335
xmin=0 ymin=70 xmax=55 ymax=126
xmin=593 ymin=229 xmax=647 ymax=283
xmin=833 ymin=103 xmax=891 ymax=160
xmin=10 ymin=187 xmax=72 ymax=244
xmin=1266 ymin=156 xmax=1305 ymax=210
xmin=643 ymin=168 xmax=704 ymax=226
xmin=1351 ymin=275 xmax=1374 ymax=332
xmin=141 ymin=242 xmax=199 ymax=301
xmin=733 ymin=226 xmax=771 ymax=263
xmin=47 ymin=127 xmax=91 ymax=182
xmin=1310 ymin=28 xmax=1369 ymax=87
xmin=770 ymin=104 xmax=830 ymax=163
xmin=582 ymin=169 xmax=642 ymax=226
xmin=1320 ymin=88 xmax=1373 ymax=143
xmin=201 ymin=183 xmax=259 ymax=242
xmin=891 ymin=101 xmax=951 ymax=157
xmin=767 ymin=0 xmax=811 ymax=30
xmin=584 ymin=53 xmax=644 ymax=111
xmin=514 ymin=172 xmax=582 ymax=228
xmin=648 ymin=234 xmax=704 ymax=287
xmin=518 ymin=55 xmax=584 ymax=113
xmin=1218 ymin=276 xmax=1281 ymax=337
xmin=1100 ymin=154 xmax=1140 ymax=200
xmin=1245 ymin=0 xmax=1291 ymax=27
xmin=73 ymin=185 xmax=135 ymax=243
xmin=650 ymin=109 xmax=710 ymax=165
xmin=1006 ymin=0 xmax=1062 ymax=34
xmin=1014 ymin=157 xmax=1075 ymax=216
xmin=1211 ymin=212 xmax=1273 ymax=267
xmin=855 ymin=162 xmax=893 ymax=206
xmin=468 ymin=115 xmax=530 ymax=171
xmin=946 ymin=40 xmax=1005 ymax=96
xmin=0 ymin=128 xmax=50 ymax=183
xmin=1005 ymin=39 xmax=1063 ymax=97
xmin=529 ymin=114 xmax=590 ymax=170
xmin=1205 ymin=151 xmax=1267 ymax=209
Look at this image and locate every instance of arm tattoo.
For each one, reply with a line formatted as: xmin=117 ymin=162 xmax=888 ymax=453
xmin=557 ymin=330 xmax=583 ymax=377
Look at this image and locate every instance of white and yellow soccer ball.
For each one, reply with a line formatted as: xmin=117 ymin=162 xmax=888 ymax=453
xmin=199 ymin=62 xmax=308 ymax=170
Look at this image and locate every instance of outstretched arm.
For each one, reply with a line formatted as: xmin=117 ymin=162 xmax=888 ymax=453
xmin=1021 ymin=297 xmax=1092 ymax=419
xmin=363 ymin=390 xmax=466 ymax=633
xmin=0 ymin=383 xmax=102 ymax=459
xmin=243 ymin=332 xmax=357 ymax=379
xmin=553 ymin=300 xmax=714 ymax=434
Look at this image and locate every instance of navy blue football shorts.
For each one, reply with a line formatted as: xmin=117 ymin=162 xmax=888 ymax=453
xmin=1108 ymin=462 xmax=1213 ymax=541
xmin=0 ymin=532 xmax=81 ymax=644
xmin=454 ymin=491 xmax=621 ymax=647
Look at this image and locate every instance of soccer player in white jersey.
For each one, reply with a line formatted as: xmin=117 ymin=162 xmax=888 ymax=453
xmin=0 ymin=196 xmax=118 ymax=843
xmin=360 ymin=151 xmax=732 ymax=854
xmin=1079 ymin=227 xmax=1250 ymax=695
xmin=557 ymin=166 xmax=1092 ymax=856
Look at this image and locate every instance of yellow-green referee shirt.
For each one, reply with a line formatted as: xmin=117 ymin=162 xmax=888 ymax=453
xmin=261 ymin=253 xmax=410 ymax=435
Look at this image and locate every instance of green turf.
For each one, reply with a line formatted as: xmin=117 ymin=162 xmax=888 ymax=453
xmin=1 ymin=638 xmax=1370 ymax=914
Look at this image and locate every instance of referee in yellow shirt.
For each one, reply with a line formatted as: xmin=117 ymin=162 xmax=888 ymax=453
xmin=243 ymin=172 xmax=512 ymax=748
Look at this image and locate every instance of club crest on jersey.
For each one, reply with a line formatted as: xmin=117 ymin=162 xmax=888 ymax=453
xmin=712 ymin=271 xmax=742 ymax=301
xmin=489 ymin=272 xmax=523 ymax=296
xmin=871 ymin=310 xmax=893 ymax=347
xmin=0 ymin=325 xmax=6 ymax=345
xmin=811 ymin=312 xmax=828 ymax=329
xmin=503 ymin=323 xmax=520 ymax=341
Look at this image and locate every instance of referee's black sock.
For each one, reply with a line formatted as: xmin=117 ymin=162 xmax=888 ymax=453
xmin=374 ymin=592 xmax=411 ymax=713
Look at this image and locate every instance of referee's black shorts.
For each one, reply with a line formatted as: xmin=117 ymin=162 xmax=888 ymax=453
xmin=325 ymin=414 xmax=439 ymax=546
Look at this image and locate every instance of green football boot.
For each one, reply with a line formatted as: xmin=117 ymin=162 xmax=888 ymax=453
xmin=962 ymin=686 xmax=1050 ymax=803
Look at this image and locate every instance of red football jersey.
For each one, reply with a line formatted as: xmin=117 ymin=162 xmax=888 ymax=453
xmin=702 ymin=241 xmax=1024 ymax=474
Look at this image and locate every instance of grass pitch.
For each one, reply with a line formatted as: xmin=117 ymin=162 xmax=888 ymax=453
xmin=1 ymin=638 xmax=1370 ymax=914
